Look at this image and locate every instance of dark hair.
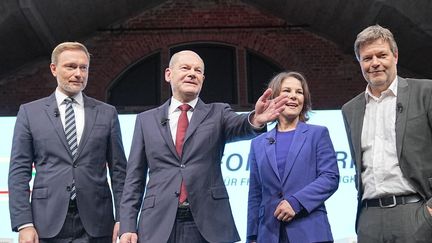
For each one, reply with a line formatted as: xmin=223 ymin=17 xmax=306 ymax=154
xmin=267 ymin=71 xmax=312 ymax=122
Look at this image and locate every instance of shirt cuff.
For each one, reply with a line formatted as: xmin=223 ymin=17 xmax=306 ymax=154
xmin=18 ymin=223 xmax=34 ymax=231
xmin=248 ymin=111 xmax=265 ymax=130
xmin=287 ymin=196 xmax=303 ymax=214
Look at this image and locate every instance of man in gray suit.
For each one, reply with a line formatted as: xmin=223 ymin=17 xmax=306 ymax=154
xmin=342 ymin=25 xmax=432 ymax=243
xmin=8 ymin=42 xmax=127 ymax=243
xmin=119 ymin=50 xmax=288 ymax=243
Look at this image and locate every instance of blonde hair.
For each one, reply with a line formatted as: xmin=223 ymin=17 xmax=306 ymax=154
xmin=51 ymin=42 xmax=90 ymax=64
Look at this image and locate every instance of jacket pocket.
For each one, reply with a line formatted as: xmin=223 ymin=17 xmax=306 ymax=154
xmin=141 ymin=195 xmax=155 ymax=210
xmin=210 ymin=186 xmax=229 ymax=199
xmin=32 ymin=188 xmax=48 ymax=199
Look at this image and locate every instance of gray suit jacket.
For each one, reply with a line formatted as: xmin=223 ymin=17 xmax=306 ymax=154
xmin=8 ymin=93 xmax=127 ymax=238
xmin=120 ymin=99 xmax=264 ymax=243
xmin=341 ymin=77 xmax=432 ymax=228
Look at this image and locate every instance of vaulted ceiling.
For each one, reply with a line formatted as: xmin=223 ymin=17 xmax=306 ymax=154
xmin=1 ymin=0 xmax=431 ymax=79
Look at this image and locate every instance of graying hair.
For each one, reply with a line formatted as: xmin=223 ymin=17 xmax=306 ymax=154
xmin=354 ymin=24 xmax=398 ymax=61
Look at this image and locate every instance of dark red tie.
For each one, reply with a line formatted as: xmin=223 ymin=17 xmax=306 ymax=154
xmin=176 ymin=104 xmax=191 ymax=203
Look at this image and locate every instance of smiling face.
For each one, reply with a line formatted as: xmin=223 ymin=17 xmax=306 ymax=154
xmin=165 ymin=50 xmax=205 ymax=103
xmin=279 ymin=77 xmax=304 ymax=121
xmin=358 ymin=38 xmax=398 ymax=97
xmin=267 ymin=71 xmax=311 ymax=123
xmin=50 ymin=49 xmax=89 ymax=97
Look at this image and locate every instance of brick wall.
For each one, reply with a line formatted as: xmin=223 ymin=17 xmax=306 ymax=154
xmin=0 ymin=0 xmax=376 ymax=115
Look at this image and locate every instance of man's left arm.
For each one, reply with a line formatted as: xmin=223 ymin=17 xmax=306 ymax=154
xmin=106 ymin=108 xmax=127 ymax=221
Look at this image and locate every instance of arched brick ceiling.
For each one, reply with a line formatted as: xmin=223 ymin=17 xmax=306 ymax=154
xmin=1 ymin=0 xmax=431 ymax=79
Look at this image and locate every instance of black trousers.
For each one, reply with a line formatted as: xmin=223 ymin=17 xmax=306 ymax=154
xmin=39 ymin=201 xmax=112 ymax=243
xmin=167 ymin=206 xmax=208 ymax=243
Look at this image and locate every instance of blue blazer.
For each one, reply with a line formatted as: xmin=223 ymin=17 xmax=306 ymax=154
xmin=247 ymin=122 xmax=339 ymax=243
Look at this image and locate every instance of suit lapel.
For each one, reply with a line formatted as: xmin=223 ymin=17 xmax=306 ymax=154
xmin=76 ymin=94 xmax=97 ymax=161
xmin=45 ymin=93 xmax=71 ymax=155
xmin=264 ymin=128 xmax=280 ymax=182
xmin=351 ymin=95 xmax=366 ymax=172
xmin=395 ymin=77 xmax=409 ymax=159
xmin=281 ymin=122 xmax=307 ymax=184
xmin=183 ymin=99 xmax=210 ymax=145
xmin=155 ymin=100 xmax=179 ymax=159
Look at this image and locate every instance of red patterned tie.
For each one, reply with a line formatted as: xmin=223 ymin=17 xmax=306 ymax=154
xmin=176 ymin=104 xmax=191 ymax=203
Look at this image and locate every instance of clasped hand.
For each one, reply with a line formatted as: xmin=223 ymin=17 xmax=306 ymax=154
xmin=273 ymin=200 xmax=296 ymax=222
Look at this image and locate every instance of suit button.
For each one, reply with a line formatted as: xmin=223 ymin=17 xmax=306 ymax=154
xmin=175 ymin=191 xmax=180 ymax=197
xmin=73 ymin=164 xmax=78 ymax=168
xmin=180 ymin=164 xmax=185 ymax=168
xmin=66 ymin=186 xmax=71 ymax=191
xmin=278 ymin=192 xmax=283 ymax=198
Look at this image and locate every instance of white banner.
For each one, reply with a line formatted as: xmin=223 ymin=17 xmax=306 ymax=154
xmin=0 ymin=111 xmax=357 ymax=242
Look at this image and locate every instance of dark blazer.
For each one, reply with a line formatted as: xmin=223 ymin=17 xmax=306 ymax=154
xmin=119 ymin=99 xmax=263 ymax=243
xmin=247 ymin=122 xmax=339 ymax=243
xmin=8 ymin=93 xmax=127 ymax=238
xmin=341 ymin=77 xmax=432 ymax=228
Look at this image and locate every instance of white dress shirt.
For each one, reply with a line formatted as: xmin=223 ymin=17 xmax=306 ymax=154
xmin=168 ymin=97 xmax=198 ymax=144
xmin=361 ymin=77 xmax=416 ymax=200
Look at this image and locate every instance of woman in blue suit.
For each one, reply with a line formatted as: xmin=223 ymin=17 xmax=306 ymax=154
xmin=247 ymin=71 xmax=339 ymax=243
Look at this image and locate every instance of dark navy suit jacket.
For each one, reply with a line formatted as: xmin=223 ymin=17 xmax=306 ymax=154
xmin=8 ymin=93 xmax=127 ymax=238
xmin=120 ymin=98 xmax=263 ymax=243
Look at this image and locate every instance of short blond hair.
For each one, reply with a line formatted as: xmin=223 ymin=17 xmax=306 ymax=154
xmin=51 ymin=42 xmax=90 ymax=64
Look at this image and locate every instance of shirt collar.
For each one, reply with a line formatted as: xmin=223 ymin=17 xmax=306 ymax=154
xmin=169 ymin=97 xmax=198 ymax=114
xmin=55 ymin=88 xmax=84 ymax=106
xmin=364 ymin=76 xmax=398 ymax=101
